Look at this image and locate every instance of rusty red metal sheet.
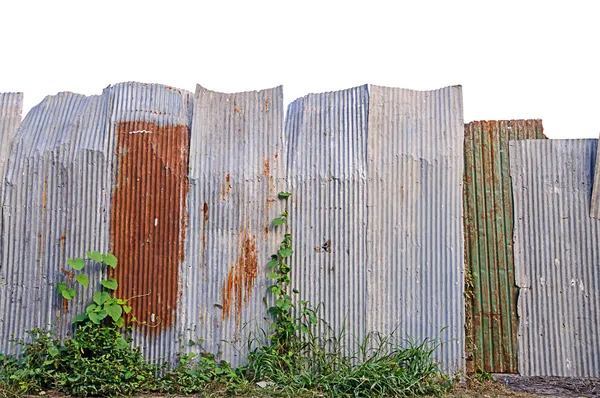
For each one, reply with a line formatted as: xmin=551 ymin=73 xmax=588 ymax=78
xmin=111 ymin=121 xmax=189 ymax=333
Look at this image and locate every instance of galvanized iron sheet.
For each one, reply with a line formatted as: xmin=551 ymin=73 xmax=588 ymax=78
xmin=0 ymin=92 xmax=112 ymax=351
xmin=463 ymin=120 xmax=545 ymax=373
xmin=510 ymin=139 xmax=600 ymax=377
xmin=590 ymin=137 xmax=600 ymax=219
xmin=366 ymin=85 xmax=465 ymax=373
xmin=286 ymin=85 xmax=369 ymax=358
xmin=0 ymin=93 xmax=22 ymax=240
xmin=181 ymin=85 xmax=285 ymax=366
xmin=107 ymin=82 xmax=193 ymax=364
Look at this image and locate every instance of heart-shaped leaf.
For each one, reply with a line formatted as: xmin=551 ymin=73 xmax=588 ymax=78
xmin=278 ymin=192 xmax=292 ymax=199
xmin=114 ymin=317 xmax=124 ymax=328
xmin=88 ymin=312 xmax=100 ymax=324
xmin=76 ymin=273 xmax=89 ymax=287
xmin=56 ymin=282 xmax=67 ymax=294
xmin=72 ymin=312 xmax=88 ymax=324
xmin=272 ymin=217 xmax=286 ymax=226
xmin=68 ymin=258 xmax=85 ymax=271
xmin=105 ymin=303 xmax=123 ymax=321
xmin=86 ymin=304 xmax=97 ymax=314
xmin=123 ymin=305 xmax=132 ymax=314
xmin=86 ymin=251 xmax=104 ymax=263
xmin=97 ymin=309 xmax=108 ymax=321
xmin=101 ymin=278 xmax=118 ymax=290
xmin=103 ymin=253 xmax=118 ymax=269
xmin=278 ymin=248 xmax=293 ymax=258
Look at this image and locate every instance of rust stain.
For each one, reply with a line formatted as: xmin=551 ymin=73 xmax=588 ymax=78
xmin=221 ymin=174 xmax=232 ymax=201
xmin=263 ymin=158 xmax=270 ymax=177
xmin=110 ymin=121 xmax=190 ymax=333
xmin=222 ymin=231 xmax=258 ymax=323
xmin=201 ymin=202 xmax=209 ymax=267
xmin=41 ymin=179 xmax=47 ymax=210
xmin=264 ymin=98 xmax=269 ymax=112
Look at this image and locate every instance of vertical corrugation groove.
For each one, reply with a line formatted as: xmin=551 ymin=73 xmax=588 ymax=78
xmin=366 ymin=85 xmax=465 ymax=373
xmin=107 ymin=82 xmax=193 ymax=365
xmin=286 ymin=86 xmax=369 ymax=356
xmin=0 ymin=93 xmax=22 ymax=251
xmin=589 ymin=134 xmax=600 ymax=219
xmin=0 ymin=92 xmax=112 ymax=351
xmin=182 ymin=85 xmax=284 ymax=366
xmin=510 ymin=139 xmax=600 ymax=377
xmin=463 ymin=120 xmax=545 ymax=373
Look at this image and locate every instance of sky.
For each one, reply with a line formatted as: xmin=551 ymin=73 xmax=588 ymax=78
xmin=1 ymin=0 xmax=599 ymax=139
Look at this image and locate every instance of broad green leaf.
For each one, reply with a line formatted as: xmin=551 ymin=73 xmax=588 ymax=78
xmin=93 ymin=292 xmax=103 ymax=305
xmin=97 ymin=309 xmax=108 ymax=321
xmin=61 ymin=288 xmax=75 ymax=300
xmin=88 ymin=312 xmax=100 ymax=324
xmin=267 ymin=259 xmax=279 ymax=268
xmin=115 ymin=337 xmax=129 ymax=349
xmin=269 ymin=272 xmax=279 ymax=280
xmin=56 ymin=282 xmax=67 ymax=294
xmin=114 ymin=317 xmax=124 ymax=328
xmin=269 ymin=285 xmax=281 ymax=295
xmin=101 ymin=278 xmax=118 ymax=290
xmin=101 ymin=291 xmax=111 ymax=303
xmin=116 ymin=298 xmax=127 ymax=305
xmin=105 ymin=303 xmax=123 ymax=321
xmin=272 ymin=217 xmax=286 ymax=226
xmin=68 ymin=258 xmax=85 ymax=271
xmin=72 ymin=313 xmax=88 ymax=323
xmin=86 ymin=304 xmax=97 ymax=314
xmin=48 ymin=346 xmax=59 ymax=357
xmin=75 ymin=273 xmax=89 ymax=287
xmin=123 ymin=305 xmax=132 ymax=314
xmin=103 ymin=253 xmax=118 ymax=269
xmin=86 ymin=251 xmax=104 ymax=263
xmin=130 ymin=317 xmax=137 ymax=323
xmin=278 ymin=192 xmax=292 ymax=199
xmin=276 ymin=298 xmax=286 ymax=309
xmin=278 ymin=248 xmax=293 ymax=258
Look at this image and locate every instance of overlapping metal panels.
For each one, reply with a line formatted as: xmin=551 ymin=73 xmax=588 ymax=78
xmin=463 ymin=120 xmax=546 ymax=373
xmin=286 ymin=85 xmax=465 ymax=372
xmin=287 ymin=85 xmax=369 ymax=357
xmin=510 ymin=139 xmax=600 ymax=377
xmin=0 ymin=92 xmax=112 ymax=350
xmin=108 ymin=82 xmax=193 ymax=364
xmin=182 ymin=85 xmax=285 ymax=366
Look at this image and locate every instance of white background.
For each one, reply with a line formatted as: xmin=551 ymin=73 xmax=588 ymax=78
xmin=1 ymin=0 xmax=598 ymax=138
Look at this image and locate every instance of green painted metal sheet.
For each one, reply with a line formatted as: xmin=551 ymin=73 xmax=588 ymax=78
xmin=463 ymin=120 xmax=546 ymax=373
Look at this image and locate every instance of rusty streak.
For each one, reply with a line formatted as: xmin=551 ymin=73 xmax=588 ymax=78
xmin=222 ymin=231 xmax=258 ymax=323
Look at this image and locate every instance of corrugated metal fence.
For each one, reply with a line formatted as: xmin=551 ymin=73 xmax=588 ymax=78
xmin=2 ymin=82 xmax=600 ymax=377
xmin=463 ymin=120 xmax=546 ymax=373
xmin=510 ymin=139 xmax=600 ymax=377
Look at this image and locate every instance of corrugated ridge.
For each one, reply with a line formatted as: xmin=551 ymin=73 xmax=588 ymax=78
xmin=0 ymin=92 xmax=111 ymax=352
xmin=463 ymin=120 xmax=545 ymax=373
xmin=510 ymin=139 xmax=600 ymax=377
xmin=106 ymin=82 xmax=193 ymax=365
xmin=589 ymin=135 xmax=600 ymax=219
xmin=366 ymin=85 xmax=465 ymax=373
xmin=286 ymin=85 xmax=369 ymax=356
xmin=0 ymin=93 xmax=23 ymax=251
xmin=182 ymin=85 xmax=284 ymax=366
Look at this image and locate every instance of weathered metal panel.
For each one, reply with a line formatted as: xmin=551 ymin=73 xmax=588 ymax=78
xmin=107 ymin=82 xmax=193 ymax=364
xmin=463 ymin=120 xmax=546 ymax=373
xmin=286 ymin=85 xmax=369 ymax=356
xmin=589 ymin=136 xmax=600 ymax=219
xmin=366 ymin=85 xmax=465 ymax=373
xmin=510 ymin=139 xmax=600 ymax=377
xmin=0 ymin=92 xmax=112 ymax=351
xmin=181 ymin=85 xmax=285 ymax=366
xmin=0 ymin=93 xmax=23 ymax=237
